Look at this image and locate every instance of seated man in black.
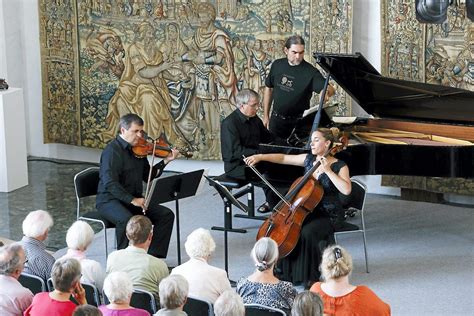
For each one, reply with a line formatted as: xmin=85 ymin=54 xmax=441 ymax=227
xmin=96 ymin=113 xmax=178 ymax=258
xmin=220 ymin=89 xmax=277 ymax=213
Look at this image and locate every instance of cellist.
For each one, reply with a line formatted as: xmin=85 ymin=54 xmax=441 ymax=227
xmin=244 ymin=128 xmax=351 ymax=289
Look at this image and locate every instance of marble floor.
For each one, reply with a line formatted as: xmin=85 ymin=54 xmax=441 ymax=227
xmin=0 ymin=158 xmax=100 ymax=251
xmin=1 ymin=158 xmax=473 ymax=314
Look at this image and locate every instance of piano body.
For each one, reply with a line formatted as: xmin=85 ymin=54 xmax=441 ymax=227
xmin=260 ymin=53 xmax=474 ymax=191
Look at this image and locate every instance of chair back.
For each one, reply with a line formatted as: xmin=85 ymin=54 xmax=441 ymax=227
xmin=18 ymin=273 xmax=47 ymax=294
xmin=130 ymin=288 xmax=158 ymax=314
xmin=82 ymin=282 xmax=101 ymax=307
xmin=46 ymin=277 xmax=54 ymax=292
xmin=348 ymin=178 xmax=367 ymax=211
xmin=244 ymin=303 xmax=286 ymax=315
xmin=183 ymin=295 xmax=213 ymax=316
xmin=74 ymin=167 xmax=100 ymax=217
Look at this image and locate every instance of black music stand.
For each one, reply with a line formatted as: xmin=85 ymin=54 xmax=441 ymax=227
xmin=146 ymin=169 xmax=206 ymax=265
xmin=205 ymin=175 xmax=248 ymax=280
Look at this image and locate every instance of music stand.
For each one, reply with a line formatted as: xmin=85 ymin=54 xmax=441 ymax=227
xmin=146 ymin=169 xmax=206 ymax=265
xmin=205 ymin=175 xmax=249 ymax=281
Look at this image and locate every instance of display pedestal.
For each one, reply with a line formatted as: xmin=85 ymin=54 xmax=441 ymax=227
xmin=0 ymin=88 xmax=28 ymax=192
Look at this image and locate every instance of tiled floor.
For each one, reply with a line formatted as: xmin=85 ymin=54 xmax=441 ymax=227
xmin=0 ymin=158 xmax=99 ymax=251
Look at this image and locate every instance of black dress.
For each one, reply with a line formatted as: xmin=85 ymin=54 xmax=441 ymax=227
xmin=278 ymin=154 xmax=347 ymax=286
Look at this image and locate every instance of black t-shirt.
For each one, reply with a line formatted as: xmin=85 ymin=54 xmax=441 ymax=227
xmin=265 ymin=58 xmax=325 ymax=117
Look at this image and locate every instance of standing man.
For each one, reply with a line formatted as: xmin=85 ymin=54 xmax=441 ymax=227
xmin=220 ymin=89 xmax=276 ymax=213
xmin=263 ymin=35 xmax=335 ymax=140
xmin=96 ymin=113 xmax=178 ymax=258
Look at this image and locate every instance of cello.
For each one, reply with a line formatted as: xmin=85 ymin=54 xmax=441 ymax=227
xmin=252 ymin=137 xmax=347 ymax=258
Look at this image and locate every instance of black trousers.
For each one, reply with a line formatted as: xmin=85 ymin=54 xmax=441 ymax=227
xmin=97 ymin=200 xmax=174 ymax=258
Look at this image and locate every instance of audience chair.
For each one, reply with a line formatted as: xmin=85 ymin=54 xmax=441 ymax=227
xmin=334 ymin=178 xmax=369 ymax=273
xmin=81 ymin=282 xmax=101 ymax=307
xmin=244 ymin=303 xmax=286 ymax=315
xmin=18 ymin=272 xmax=47 ymax=294
xmin=129 ymin=288 xmax=158 ymax=314
xmin=183 ymin=295 xmax=214 ymax=316
xmin=74 ymin=167 xmax=116 ymax=260
xmin=46 ymin=277 xmax=54 ymax=292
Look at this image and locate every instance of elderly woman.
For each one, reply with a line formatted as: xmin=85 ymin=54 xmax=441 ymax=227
xmin=236 ymin=237 xmax=297 ymax=314
xmin=214 ymin=290 xmax=245 ymax=316
xmin=155 ymin=274 xmax=189 ymax=315
xmin=59 ymin=221 xmax=105 ymax=291
xmin=310 ymin=245 xmax=390 ymax=315
xmin=291 ymin=291 xmax=323 ymax=316
xmin=24 ymin=258 xmax=87 ymax=315
xmin=99 ymin=272 xmax=149 ymax=316
xmin=171 ymin=228 xmax=231 ymax=303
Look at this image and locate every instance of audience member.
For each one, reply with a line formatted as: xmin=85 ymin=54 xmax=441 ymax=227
xmin=19 ymin=210 xmax=55 ymax=281
xmin=236 ymin=237 xmax=297 ymax=313
xmin=59 ymin=221 xmax=106 ymax=291
xmin=214 ymin=290 xmax=245 ymax=316
xmin=171 ymin=228 xmax=231 ymax=303
xmin=25 ymin=258 xmax=87 ymax=316
xmin=0 ymin=243 xmax=33 ymax=315
xmin=73 ymin=304 xmax=103 ymax=316
xmin=291 ymin=291 xmax=323 ymax=316
xmin=106 ymin=215 xmax=169 ymax=298
xmin=155 ymin=274 xmax=189 ymax=316
xmin=310 ymin=245 xmax=391 ymax=315
xmin=99 ymin=272 xmax=149 ymax=316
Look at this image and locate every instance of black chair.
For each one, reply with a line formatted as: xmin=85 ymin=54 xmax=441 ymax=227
xmin=244 ymin=303 xmax=286 ymax=315
xmin=82 ymin=282 xmax=102 ymax=307
xmin=74 ymin=167 xmax=116 ymax=260
xmin=183 ymin=295 xmax=214 ymax=316
xmin=46 ymin=277 xmax=54 ymax=292
xmin=18 ymin=273 xmax=47 ymax=294
xmin=334 ymin=178 xmax=369 ymax=273
xmin=130 ymin=288 xmax=158 ymax=314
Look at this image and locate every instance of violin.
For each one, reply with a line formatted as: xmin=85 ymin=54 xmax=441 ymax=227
xmin=255 ymin=136 xmax=348 ymax=258
xmin=132 ymin=133 xmax=193 ymax=159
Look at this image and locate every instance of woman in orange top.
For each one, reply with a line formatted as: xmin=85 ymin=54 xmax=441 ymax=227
xmin=310 ymin=245 xmax=390 ymax=315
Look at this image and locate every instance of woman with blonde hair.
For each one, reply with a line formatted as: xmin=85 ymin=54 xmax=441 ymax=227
xmin=236 ymin=237 xmax=297 ymax=314
xmin=310 ymin=245 xmax=390 ymax=315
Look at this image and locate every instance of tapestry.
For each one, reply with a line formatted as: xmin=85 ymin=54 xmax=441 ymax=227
xmin=380 ymin=1 xmax=474 ymax=194
xmin=39 ymin=0 xmax=353 ymax=159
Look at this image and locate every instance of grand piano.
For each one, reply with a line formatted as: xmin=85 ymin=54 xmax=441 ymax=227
xmin=261 ymin=52 xmax=474 ymax=184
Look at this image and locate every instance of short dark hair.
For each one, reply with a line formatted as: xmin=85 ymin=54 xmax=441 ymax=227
xmin=285 ymin=35 xmax=305 ymax=49
xmin=126 ymin=215 xmax=152 ymax=244
xmin=119 ymin=114 xmax=144 ymax=130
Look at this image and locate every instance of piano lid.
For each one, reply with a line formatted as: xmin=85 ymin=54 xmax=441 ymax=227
xmin=314 ymin=52 xmax=474 ymax=126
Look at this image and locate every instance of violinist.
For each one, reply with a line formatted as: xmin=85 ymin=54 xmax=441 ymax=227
xmin=244 ymin=128 xmax=351 ymax=288
xmin=96 ymin=113 xmax=178 ymax=258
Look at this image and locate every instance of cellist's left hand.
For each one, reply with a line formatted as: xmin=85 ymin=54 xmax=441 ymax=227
xmin=164 ymin=148 xmax=179 ymax=164
xmin=318 ymin=156 xmax=332 ymax=174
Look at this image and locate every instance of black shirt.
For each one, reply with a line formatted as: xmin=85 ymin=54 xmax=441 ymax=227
xmin=265 ymin=58 xmax=325 ymax=116
xmin=96 ymin=135 xmax=165 ymax=206
xmin=221 ymin=109 xmax=273 ymax=178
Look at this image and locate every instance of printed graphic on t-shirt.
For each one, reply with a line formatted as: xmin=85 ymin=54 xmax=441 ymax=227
xmin=277 ymin=74 xmax=295 ymax=92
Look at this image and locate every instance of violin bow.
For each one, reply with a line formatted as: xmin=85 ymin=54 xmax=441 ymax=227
xmin=242 ymin=155 xmax=291 ymax=207
xmin=143 ymin=139 xmax=158 ymax=214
